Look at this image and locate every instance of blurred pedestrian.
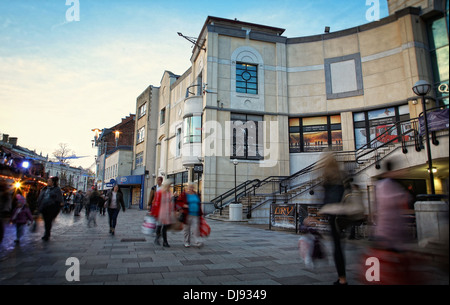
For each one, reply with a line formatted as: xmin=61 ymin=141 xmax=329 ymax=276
xmin=104 ymin=184 xmax=125 ymax=235
xmin=10 ymin=194 xmax=33 ymax=243
xmin=87 ymin=187 xmax=103 ymax=228
xmin=73 ymin=190 xmax=84 ymax=216
xmin=317 ymin=150 xmax=347 ymax=285
xmin=0 ymin=179 xmax=13 ymax=244
xmin=37 ymin=176 xmax=64 ymax=241
xmin=148 ymin=176 xmax=163 ymax=211
xmin=364 ymin=160 xmax=421 ymax=284
xmin=373 ymin=160 xmax=410 ymax=251
xmin=150 ymin=179 xmax=175 ymax=247
xmin=177 ymin=183 xmax=203 ymax=248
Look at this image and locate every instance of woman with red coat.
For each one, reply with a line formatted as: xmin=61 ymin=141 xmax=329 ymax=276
xmin=150 ymin=179 xmax=176 ymax=247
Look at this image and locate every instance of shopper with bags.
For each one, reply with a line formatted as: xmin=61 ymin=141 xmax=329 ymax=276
xmin=177 ymin=183 xmax=204 ymax=248
xmin=150 ymin=179 xmax=176 ymax=247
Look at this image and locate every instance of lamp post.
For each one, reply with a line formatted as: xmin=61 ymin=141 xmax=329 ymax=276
xmin=232 ymin=159 xmax=239 ymax=203
xmin=412 ymin=80 xmax=435 ymax=195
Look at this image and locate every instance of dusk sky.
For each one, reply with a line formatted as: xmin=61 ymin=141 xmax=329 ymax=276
xmin=0 ymin=0 xmax=388 ymax=170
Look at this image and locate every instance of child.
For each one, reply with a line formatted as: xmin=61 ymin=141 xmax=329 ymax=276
xmin=10 ymin=194 xmax=34 ymax=243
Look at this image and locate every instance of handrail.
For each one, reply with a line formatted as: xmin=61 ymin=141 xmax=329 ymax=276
xmin=211 ymin=179 xmax=260 ymax=214
xmin=211 ymin=104 xmax=449 ymax=218
xmin=186 ymin=84 xmax=202 ymax=98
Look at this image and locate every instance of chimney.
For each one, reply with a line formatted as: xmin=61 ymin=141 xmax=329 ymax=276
xmin=9 ymin=137 xmax=18 ymax=146
xmin=2 ymin=134 xmax=9 ymax=143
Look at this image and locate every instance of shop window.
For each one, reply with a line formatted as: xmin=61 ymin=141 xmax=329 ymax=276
xmin=289 ymin=115 xmax=342 ymax=153
xmin=353 ymin=105 xmax=410 ymax=149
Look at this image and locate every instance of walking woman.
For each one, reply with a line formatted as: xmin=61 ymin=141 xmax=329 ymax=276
xmin=150 ymin=179 xmax=175 ymax=247
xmin=104 ymin=185 xmax=125 ymax=235
xmin=37 ymin=176 xmax=64 ymax=241
xmin=177 ymin=183 xmax=203 ymax=248
xmin=317 ymin=150 xmax=347 ymax=285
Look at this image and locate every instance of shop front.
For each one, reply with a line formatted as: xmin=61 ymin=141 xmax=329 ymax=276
xmin=116 ymin=175 xmax=145 ymax=210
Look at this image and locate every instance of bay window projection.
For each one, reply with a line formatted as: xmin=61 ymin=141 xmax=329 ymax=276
xmin=184 ymin=115 xmax=202 ymax=144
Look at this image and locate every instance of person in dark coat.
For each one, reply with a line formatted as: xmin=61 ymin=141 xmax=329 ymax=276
xmin=37 ymin=176 xmax=64 ymax=241
xmin=104 ymin=185 xmax=125 ymax=235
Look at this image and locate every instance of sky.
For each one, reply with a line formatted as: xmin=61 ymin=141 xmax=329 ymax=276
xmin=0 ymin=0 xmax=389 ymax=170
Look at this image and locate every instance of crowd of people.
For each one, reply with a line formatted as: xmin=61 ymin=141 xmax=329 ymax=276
xmin=0 ymin=175 xmax=204 ymax=248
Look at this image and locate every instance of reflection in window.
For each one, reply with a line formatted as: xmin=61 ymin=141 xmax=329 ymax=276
xmin=353 ymin=105 xmax=410 ymax=149
xmin=288 ymin=115 xmax=342 ymax=153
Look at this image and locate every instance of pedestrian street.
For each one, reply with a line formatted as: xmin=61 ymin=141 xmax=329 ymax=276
xmin=0 ymin=207 xmax=448 ymax=286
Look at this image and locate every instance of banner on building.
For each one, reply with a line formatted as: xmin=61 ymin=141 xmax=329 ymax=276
xmin=419 ymin=108 xmax=449 ymax=136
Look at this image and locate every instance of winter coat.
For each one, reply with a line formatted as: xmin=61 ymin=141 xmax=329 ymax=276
xmin=11 ymin=206 xmax=33 ymax=225
xmin=104 ymin=190 xmax=125 ymax=211
xmin=37 ymin=186 xmax=64 ymax=213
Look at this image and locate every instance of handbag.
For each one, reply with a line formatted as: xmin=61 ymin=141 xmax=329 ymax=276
xmin=199 ymin=217 xmax=210 ymax=237
xmin=178 ymin=210 xmax=186 ymax=223
xmin=319 ymin=191 xmax=364 ymax=219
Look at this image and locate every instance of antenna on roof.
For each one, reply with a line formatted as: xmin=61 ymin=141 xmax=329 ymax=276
xmin=177 ymin=32 xmax=206 ymax=51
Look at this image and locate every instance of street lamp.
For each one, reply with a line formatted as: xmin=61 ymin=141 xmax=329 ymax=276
xmin=412 ymin=80 xmax=435 ymax=195
xmin=232 ymin=159 xmax=239 ymax=203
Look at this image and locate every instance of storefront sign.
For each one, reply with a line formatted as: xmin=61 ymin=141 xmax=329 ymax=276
xmin=270 ymin=204 xmax=297 ymax=229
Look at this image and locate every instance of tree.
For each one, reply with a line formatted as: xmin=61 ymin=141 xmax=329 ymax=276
xmin=53 ymin=143 xmax=75 ymax=165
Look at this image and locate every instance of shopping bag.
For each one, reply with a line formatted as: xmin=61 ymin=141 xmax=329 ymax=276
xmin=199 ymin=217 xmax=210 ymax=237
xmin=141 ymin=214 xmax=156 ymax=235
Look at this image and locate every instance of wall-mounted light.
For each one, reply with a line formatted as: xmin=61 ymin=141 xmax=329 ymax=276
xmin=427 ymin=167 xmax=438 ymax=174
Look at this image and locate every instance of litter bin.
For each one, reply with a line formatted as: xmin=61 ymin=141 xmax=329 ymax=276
xmin=229 ymin=203 xmax=243 ymax=221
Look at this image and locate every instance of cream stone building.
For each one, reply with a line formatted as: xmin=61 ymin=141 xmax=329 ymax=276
xmin=137 ymin=1 xmax=449 ymax=228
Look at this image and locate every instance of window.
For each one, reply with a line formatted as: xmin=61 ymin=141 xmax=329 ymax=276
xmin=236 ymin=63 xmax=258 ymax=94
xmin=231 ymin=113 xmax=263 ymax=160
xmin=353 ymin=105 xmax=410 ymax=149
xmin=137 ymin=127 xmax=145 ymax=144
xmin=289 ymin=115 xmax=342 ymax=153
xmin=428 ymin=10 xmax=449 ymax=105
xmin=138 ymin=103 xmax=147 ymax=118
xmin=183 ymin=116 xmax=202 ymax=144
xmin=135 ymin=152 xmax=144 ymax=168
xmin=176 ymin=127 xmax=182 ymax=157
xmin=160 ymin=107 xmax=166 ymax=126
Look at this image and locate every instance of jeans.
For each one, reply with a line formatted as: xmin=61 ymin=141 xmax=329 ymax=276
xmin=183 ymin=215 xmax=200 ymax=246
xmin=16 ymin=223 xmax=26 ymax=240
xmin=107 ymin=208 xmax=120 ymax=229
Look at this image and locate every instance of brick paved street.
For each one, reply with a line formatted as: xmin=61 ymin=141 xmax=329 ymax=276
xmin=0 ymin=207 xmax=448 ymax=287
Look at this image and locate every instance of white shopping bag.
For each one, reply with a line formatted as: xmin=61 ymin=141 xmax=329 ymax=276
xmin=141 ymin=214 xmax=156 ymax=235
